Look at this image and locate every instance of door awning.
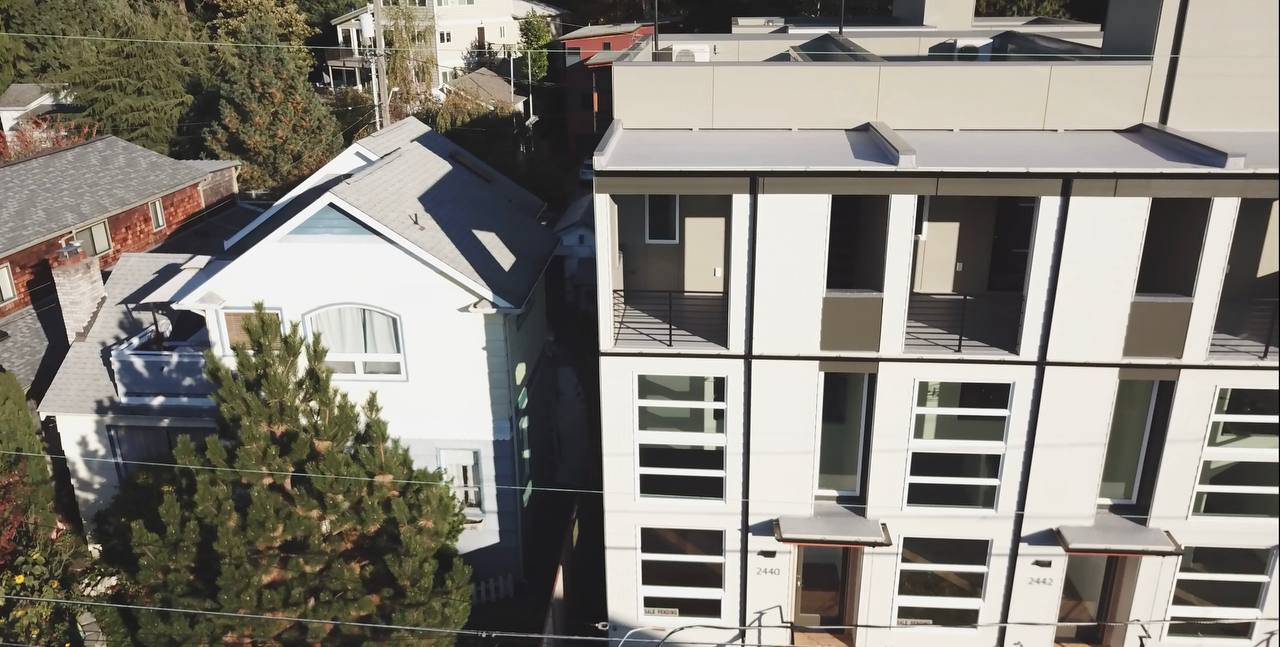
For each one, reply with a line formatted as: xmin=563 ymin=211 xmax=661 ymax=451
xmin=1056 ymin=511 xmax=1182 ymax=556
xmin=774 ymin=502 xmax=891 ymax=547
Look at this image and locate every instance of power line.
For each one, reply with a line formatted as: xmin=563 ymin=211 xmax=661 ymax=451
xmin=3 ymin=30 xmax=1278 ymax=59
xmin=0 ymin=448 xmax=1251 ymax=522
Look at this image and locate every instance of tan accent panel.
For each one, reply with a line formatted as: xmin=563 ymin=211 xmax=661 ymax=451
xmin=1118 ymin=367 xmax=1182 ymax=381
xmin=1122 ymin=298 xmax=1192 ymax=359
xmin=1115 ymin=179 xmax=1278 ymax=198
xmin=761 ymin=177 xmax=938 ymax=195
xmin=937 ymin=178 xmax=1063 ymax=197
xmin=1072 ymin=179 xmax=1118 ymax=197
xmin=817 ymin=360 xmax=879 ymax=373
xmin=595 ymin=176 xmax=749 ymax=195
xmin=820 ymin=293 xmax=883 ymax=352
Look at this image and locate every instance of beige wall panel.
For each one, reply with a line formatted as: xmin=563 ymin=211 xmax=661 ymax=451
xmin=710 ymin=65 xmax=880 ymax=128
xmin=876 ymin=64 xmax=1052 ymax=129
xmin=613 ymin=65 xmax=714 ymax=128
xmin=1043 ymin=64 xmax=1153 ymax=129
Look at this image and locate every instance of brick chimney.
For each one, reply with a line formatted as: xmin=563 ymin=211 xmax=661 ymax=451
xmin=49 ymin=243 xmax=106 ymax=343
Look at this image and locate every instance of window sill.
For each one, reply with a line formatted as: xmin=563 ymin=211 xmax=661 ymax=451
xmin=462 ymin=509 xmax=485 ymax=524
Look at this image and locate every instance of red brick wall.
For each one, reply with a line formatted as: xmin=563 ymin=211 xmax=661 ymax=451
xmin=0 ymin=182 xmax=205 ymax=319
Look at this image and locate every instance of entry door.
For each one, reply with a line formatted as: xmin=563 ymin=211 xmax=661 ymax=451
xmin=795 ymin=546 xmax=857 ymax=645
xmin=1056 ymin=556 xmax=1130 ymax=647
xmin=476 ymin=26 xmax=486 ymax=46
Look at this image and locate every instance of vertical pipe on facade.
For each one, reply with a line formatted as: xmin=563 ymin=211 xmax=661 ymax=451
xmin=1158 ymin=0 xmax=1192 ymax=125
xmin=995 ymin=179 xmax=1072 ymax=646
xmin=738 ymin=177 xmax=760 ymax=643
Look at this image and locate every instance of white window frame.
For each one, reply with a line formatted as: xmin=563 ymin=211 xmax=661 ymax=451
xmin=637 ymin=526 xmax=726 ymax=621
xmin=72 ymin=220 xmax=113 ymax=257
xmin=304 ymin=304 xmax=407 ymax=381
xmin=0 ymin=263 xmax=17 ymax=304
xmin=813 ymin=372 xmax=869 ymax=498
xmin=892 ymin=536 xmax=990 ymax=629
xmin=219 ymin=307 xmax=284 ymax=355
xmin=439 ymin=448 xmax=483 ymax=521
xmin=1164 ymin=546 xmax=1275 ymax=641
xmin=148 ymin=199 xmax=166 ymax=231
xmin=1097 ymin=380 xmax=1159 ymax=506
xmin=634 ymin=373 xmax=728 ymax=503
xmin=644 ymin=195 xmax=680 ymax=245
xmin=1189 ymin=387 xmax=1279 ymax=519
xmin=439 ymin=30 xmax=452 ymax=44
xmin=904 ymin=380 xmax=1011 ymax=512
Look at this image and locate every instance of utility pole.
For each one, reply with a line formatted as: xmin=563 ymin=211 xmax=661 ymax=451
xmin=372 ymin=0 xmax=391 ymax=128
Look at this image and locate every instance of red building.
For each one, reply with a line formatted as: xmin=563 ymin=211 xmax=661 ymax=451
xmin=557 ymin=23 xmax=655 ymax=157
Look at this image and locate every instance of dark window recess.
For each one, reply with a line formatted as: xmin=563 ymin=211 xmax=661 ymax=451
xmin=602 ymin=41 xmax=613 ymax=51
xmin=643 ymin=597 xmax=720 ymax=618
xmin=1215 ymin=388 xmax=1280 ymax=416
xmin=639 ymin=474 xmax=723 ymax=499
xmin=826 ymin=195 xmax=888 ymax=291
xmin=898 ymin=571 xmax=985 ymax=598
xmin=910 ymin=452 xmax=1001 ymax=479
xmin=1135 ymin=198 xmax=1211 ymax=297
xmin=638 ymin=445 xmax=724 ymax=471
xmin=641 ymin=560 xmax=723 ymax=588
xmin=1172 ymin=580 xmax=1265 ymax=609
xmin=640 ymin=528 xmax=723 ymax=556
xmin=1167 ymin=619 xmax=1254 ymax=639
xmin=637 ymin=407 xmax=724 ymax=433
xmin=986 ymin=198 xmax=1036 ymax=292
xmin=916 ymin=382 xmax=1010 ymax=409
xmin=907 ymin=483 xmax=997 ymax=508
xmin=1180 ymin=547 xmax=1272 ymax=575
xmin=901 ymin=538 xmax=989 ymax=566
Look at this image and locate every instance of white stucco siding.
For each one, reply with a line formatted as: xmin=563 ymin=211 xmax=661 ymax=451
xmin=1048 ymin=196 xmax=1150 ymax=362
xmin=1182 ymin=197 xmax=1240 ymax=362
xmin=751 ymin=194 xmax=829 ymax=356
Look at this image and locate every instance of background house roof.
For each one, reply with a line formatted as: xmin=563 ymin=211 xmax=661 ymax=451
xmin=559 ymin=22 xmax=650 ymax=41
xmin=446 ymin=68 xmax=525 ymax=109
xmin=336 ymin=117 xmax=556 ymax=307
xmin=512 ymin=0 xmax=567 ymax=17
xmin=0 ymin=83 xmax=59 ymax=109
xmin=0 ymin=137 xmax=233 ymax=255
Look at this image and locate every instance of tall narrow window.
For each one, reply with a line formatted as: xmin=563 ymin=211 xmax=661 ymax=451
xmin=636 ymin=375 xmax=726 ymax=500
xmin=1168 ymin=546 xmax=1274 ymax=639
xmin=895 ymin=537 xmax=990 ymax=627
xmin=907 ymin=382 xmax=1010 ymax=509
xmin=1193 ymin=388 xmax=1278 ymax=517
xmin=639 ymin=527 xmax=725 ymax=619
xmin=645 ymin=195 xmax=679 ymax=244
xmin=817 ymin=372 xmax=869 ymax=496
xmin=1098 ymin=381 xmax=1158 ymax=504
xmin=0 ymin=264 xmax=16 ymax=303
xmin=148 ymin=199 xmax=166 ymax=231
xmin=307 ymin=306 xmax=405 ymax=377
xmin=440 ymin=449 xmax=483 ymax=520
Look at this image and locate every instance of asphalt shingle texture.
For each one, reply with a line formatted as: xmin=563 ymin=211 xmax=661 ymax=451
xmin=0 ymin=137 xmax=211 ymax=254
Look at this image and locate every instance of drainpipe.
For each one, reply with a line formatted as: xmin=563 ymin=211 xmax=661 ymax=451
xmin=839 ymin=0 xmax=846 ymax=34
xmin=738 ymin=177 xmax=760 ymax=644
xmin=995 ymin=180 xmax=1072 ymax=646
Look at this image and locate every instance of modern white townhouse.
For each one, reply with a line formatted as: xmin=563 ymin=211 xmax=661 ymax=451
xmin=327 ymin=0 xmax=566 ymax=89
xmin=39 ymin=117 xmax=558 ymax=591
xmin=589 ymin=0 xmax=1279 ymax=645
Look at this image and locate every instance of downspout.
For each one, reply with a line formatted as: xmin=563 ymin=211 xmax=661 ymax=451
xmin=738 ymin=177 xmax=760 ymax=644
xmin=996 ymin=179 xmax=1072 ymax=646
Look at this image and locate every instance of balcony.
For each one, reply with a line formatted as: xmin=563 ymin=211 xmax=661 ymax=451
xmin=612 ymin=290 xmax=728 ymax=349
xmin=905 ymin=196 xmax=1035 ymax=356
xmin=905 ymin=292 xmax=1024 ymax=354
xmin=1123 ymin=198 xmax=1210 ymax=359
xmin=607 ymin=194 xmax=731 ymax=351
xmin=109 ymin=310 xmax=213 ymax=404
xmin=1210 ymin=198 xmax=1278 ymax=361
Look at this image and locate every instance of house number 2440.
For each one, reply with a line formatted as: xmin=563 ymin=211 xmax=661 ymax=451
xmin=756 ymin=567 xmax=782 ymax=576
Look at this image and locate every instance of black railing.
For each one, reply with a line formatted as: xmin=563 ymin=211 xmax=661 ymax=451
xmin=905 ymin=292 xmax=1025 ymax=354
xmin=612 ymin=289 xmax=728 ymax=348
xmin=1211 ymin=297 xmax=1280 ymax=360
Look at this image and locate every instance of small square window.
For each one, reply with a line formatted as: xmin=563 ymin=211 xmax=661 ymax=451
xmin=148 ymin=200 xmax=166 ymax=231
xmin=645 ymin=195 xmax=679 ymax=244
xmin=222 ymin=310 xmax=282 ymax=349
xmin=439 ymin=31 xmax=452 ymax=44
xmin=603 ymin=41 xmax=613 ymax=51
xmin=72 ymin=221 xmax=113 ymax=257
xmin=440 ymin=448 xmax=482 ymax=518
xmin=0 ymin=264 xmax=17 ymax=303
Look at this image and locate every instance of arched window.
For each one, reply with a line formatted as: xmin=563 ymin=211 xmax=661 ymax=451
xmin=306 ymin=305 xmax=404 ymax=377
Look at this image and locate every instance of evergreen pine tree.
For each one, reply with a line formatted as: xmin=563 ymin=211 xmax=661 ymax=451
xmin=66 ymin=2 xmax=200 ymax=154
xmin=204 ymin=21 xmax=343 ymax=193
xmin=96 ymin=307 xmax=472 ymax=644
xmin=0 ymin=372 xmax=84 ymax=644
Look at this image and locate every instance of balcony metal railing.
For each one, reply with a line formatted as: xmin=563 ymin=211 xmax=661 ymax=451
xmin=612 ymin=289 xmax=729 ymax=349
xmin=1210 ymin=297 xmax=1280 ymax=361
xmin=109 ymin=325 xmax=213 ymax=402
xmin=905 ymin=292 xmax=1024 ymax=355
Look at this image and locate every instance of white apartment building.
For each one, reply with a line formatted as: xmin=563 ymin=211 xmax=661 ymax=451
xmin=327 ymin=0 xmax=565 ymax=88
xmin=590 ymin=1 xmax=1278 ymax=645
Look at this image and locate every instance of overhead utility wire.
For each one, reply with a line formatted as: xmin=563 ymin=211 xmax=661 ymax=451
xmin=3 ymin=31 xmax=1277 ymax=58
xmin=3 ymin=593 xmax=1272 ymax=644
xmin=0 ymin=448 xmax=1244 ymax=522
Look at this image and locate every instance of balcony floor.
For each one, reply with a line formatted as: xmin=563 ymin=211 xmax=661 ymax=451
xmin=1208 ymin=331 xmax=1277 ymax=361
xmin=612 ymin=291 xmax=728 ymax=350
xmin=903 ymin=292 xmax=1023 ymax=356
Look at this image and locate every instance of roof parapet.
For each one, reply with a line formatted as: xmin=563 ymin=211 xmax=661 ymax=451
xmin=868 ymin=122 xmax=917 ymax=168
xmin=1136 ymin=123 xmax=1247 ymax=170
xmin=593 ymin=119 xmax=624 ymax=169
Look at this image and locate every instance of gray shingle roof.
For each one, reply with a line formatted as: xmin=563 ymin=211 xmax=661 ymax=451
xmin=0 ymin=83 xmax=56 ymax=109
xmin=0 ymin=137 xmax=219 ymax=255
xmin=339 ymin=118 xmax=556 ymax=307
xmin=0 ymin=306 xmax=60 ymax=392
xmin=447 ymin=68 xmax=525 ymax=109
xmin=38 ymin=253 xmax=196 ymax=416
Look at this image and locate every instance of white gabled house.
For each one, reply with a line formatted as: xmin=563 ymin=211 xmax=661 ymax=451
xmin=39 ymin=117 xmax=559 ymax=588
